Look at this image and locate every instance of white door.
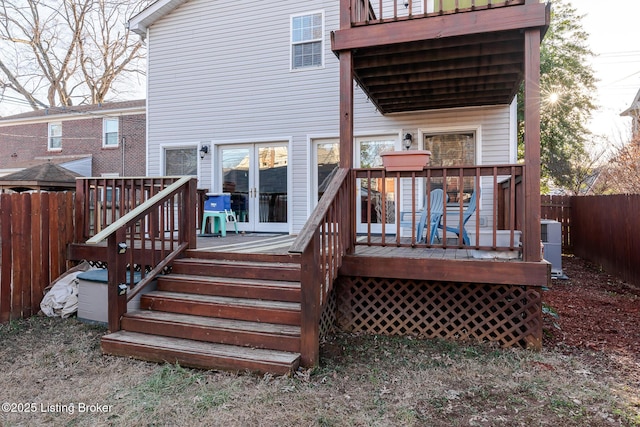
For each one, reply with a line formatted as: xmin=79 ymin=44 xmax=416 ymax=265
xmin=355 ymin=136 xmax=398 ymax=235
xmin=219 ymin=143 xmax=289 ymax=233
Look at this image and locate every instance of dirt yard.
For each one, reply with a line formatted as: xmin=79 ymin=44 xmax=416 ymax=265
xmin=0 ymin=255 xmax=638 ymax=426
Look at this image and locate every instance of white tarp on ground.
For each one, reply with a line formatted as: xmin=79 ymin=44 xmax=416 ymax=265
xmin=40 ymin=261 xmax=93 ymax=318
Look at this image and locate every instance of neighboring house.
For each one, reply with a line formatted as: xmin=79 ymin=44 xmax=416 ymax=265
xmin=621 ymin=88 xmax=640 ymax=138
xmin=129 ymin=1 xmax=521 ymax=235
xmin=0 ymin=100 xmax=146 ymax=178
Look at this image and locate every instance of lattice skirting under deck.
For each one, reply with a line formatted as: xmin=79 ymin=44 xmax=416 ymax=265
xmin=336 ymin=277 xmax=542 ymax=349
xmin=320 ymin=289 xmax=337 ymax=342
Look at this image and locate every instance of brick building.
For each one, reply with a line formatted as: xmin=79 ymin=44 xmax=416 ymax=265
xmin=0 ymin=100 xmax=146 ymax=177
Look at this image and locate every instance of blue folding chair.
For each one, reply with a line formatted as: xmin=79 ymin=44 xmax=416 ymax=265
xmin=439 ymin=189 xmax=479 ymax=245
xmin=416 ymin=189 xmax=446 ymax=244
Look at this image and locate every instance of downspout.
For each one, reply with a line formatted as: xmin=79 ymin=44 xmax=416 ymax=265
xmin=121 ymin=136 xmax=126 ymax=176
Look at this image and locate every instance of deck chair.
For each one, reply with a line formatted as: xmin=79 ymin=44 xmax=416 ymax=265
xmin=416 ymin=189 xmax=446 ymax=244
xmin=439 ymin=189 xmax=479 ymax=245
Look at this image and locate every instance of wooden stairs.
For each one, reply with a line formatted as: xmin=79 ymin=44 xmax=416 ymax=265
xmin=101 ymin=251 xmax=303 ymax=375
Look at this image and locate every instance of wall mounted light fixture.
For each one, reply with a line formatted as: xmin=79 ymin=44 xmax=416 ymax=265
xmin=199 ymin=144 xmax=209 ymax=159
xmin=403 ymin=133 xmax=413 ymax=150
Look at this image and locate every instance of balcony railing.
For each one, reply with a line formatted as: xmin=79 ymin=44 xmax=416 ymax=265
xmin=353 ymin=164 xmax=524 ymax=252
xmin=352 ymin=0 xmax=526 ymax=25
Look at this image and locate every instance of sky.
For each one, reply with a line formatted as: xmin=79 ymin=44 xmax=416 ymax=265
xmin=572 ymin=0 xmax=640 ymax=146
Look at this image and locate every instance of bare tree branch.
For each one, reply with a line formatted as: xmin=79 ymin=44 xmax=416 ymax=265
xmin=0 ymin=0 xmax=150 ymax=112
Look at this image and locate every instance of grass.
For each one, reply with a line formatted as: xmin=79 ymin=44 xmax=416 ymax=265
xmin=0 ymin=316 xmax=637 ymax=426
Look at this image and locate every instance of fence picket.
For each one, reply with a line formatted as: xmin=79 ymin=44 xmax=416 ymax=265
xmin=0 ymin=195 xmax=12 ymax=323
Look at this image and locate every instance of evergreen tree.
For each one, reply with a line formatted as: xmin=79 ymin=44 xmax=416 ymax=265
xmin=518 ymin=0 xmax=598 ymax=193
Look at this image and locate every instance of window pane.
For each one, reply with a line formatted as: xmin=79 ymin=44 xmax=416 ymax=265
xmin=104 ymin=118 xmax=119 ymax=146
xmin=358 ymin=140 xmax=395 ymax=224
xmin=50 ymin=124 xmax=61 ymax=137
xmin=258 ymin=146 xmax=288 ymax=223
xmin=49 ymin=124 xmax=61 ymax=149
xmin=424 ymin=133 xmax=475 ymax=166
xmin=424 ymin=132 xmax=476 ymax=203
xmin=291 ymin=13 xmax=322 ymax=69
xmin=293 ymin=41 xmax=321 ymax=68
xmin=105 ymin=132 xmax=118 ymax=146
xmin=165 ymin=148 xmax=197 ymax=176
xmin=105 ymin=119 xmax=118 ymax=133
xmin=316 ymin=142 xmax=339 ymax=201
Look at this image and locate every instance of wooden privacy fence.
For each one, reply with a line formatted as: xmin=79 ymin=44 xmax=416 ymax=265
xmin=572 ymin=194 xmax=640 ymax=287
xmin=0 ymin=192 xmax=75 ymax=322
xmin=541 ymin=195 xmax=572 ymax=250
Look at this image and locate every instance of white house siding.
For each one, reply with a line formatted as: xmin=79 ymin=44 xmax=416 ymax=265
xmin=144 ymin=0 xmax=515 ymax=234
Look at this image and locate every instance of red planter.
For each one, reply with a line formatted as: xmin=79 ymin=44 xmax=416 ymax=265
xmin=381 ymin=150 xmax=431 ymax=172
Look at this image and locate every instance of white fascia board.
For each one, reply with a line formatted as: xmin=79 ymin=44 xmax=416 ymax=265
xmin=128 ymin=0 xmax=190 ymax=36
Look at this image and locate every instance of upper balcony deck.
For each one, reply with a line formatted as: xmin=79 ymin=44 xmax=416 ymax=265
xmin=332 ymin=0 xmax=550 ymax=113
xmin=351 ymin=0 xmax=528 ymax=26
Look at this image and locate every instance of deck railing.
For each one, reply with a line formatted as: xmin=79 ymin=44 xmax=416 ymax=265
xmin=74 ymin=177 xmax=183 ymax=242
xmin=352 ymin=0 xmax=526 ymax=25
xmin=289 ymin=168 xmax=353 ymax=367
xmin=84 ymin=176 xmax=197 ymax=332
xmin=354 ymin=164 xmax=524 ymax=251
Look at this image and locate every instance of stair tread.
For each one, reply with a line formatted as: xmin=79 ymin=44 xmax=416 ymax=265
xmin=176 ymin=258 xmax=300 ymax=269
xmin=124 ymin=310 xmax=300 ymax=336
xmin=102 ymin=331 xmax=300 ymax=364
xmin=160 ymin=274 xmax=300 ymax=289
xmin=143 ymin=290 xmax=301 ymax=311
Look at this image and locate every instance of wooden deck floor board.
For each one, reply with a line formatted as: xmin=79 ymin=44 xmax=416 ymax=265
xmin=194 ymin=233 xmax=522 ymax=262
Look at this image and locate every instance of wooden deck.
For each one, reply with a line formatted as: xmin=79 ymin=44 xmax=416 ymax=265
xmin=193 ymin=232 xmax=547 ymax=288
xmin=195 ymin=233 xmax=297 ymax=255
xmin=195 ymin=232 xmax=522 ymax=261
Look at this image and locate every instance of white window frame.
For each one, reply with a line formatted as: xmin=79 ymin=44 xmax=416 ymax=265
xmin=48 ymin=123 xmax=62 ymax=151
xmin=419 ymin=125 xmax=482 ymax=165
xmin=103 ymin=118 xmax=119 ymax=148
xmin=419 ymin=125 xmax=483 ymax=209
xmin=290 ymin=10 xmax=325 ymax=71
xmin=160 ymin=143 xmax=201 ymax=183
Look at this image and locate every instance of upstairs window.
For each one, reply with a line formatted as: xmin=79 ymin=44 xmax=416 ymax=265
xmin=291 ymin=12 xmax=323 ymax=70
xmin=103 ymin=118 xmax=119 ymax=147
xmin=48 ymin=123 xmax=62 ymax=150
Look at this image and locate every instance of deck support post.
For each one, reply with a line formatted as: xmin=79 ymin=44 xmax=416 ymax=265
xmin=339 ymin=51 xmax=354 ymax=170
xmin=299 ymin=232 xmax=321 ymax=367
xmin=523 ymin=28 xmax=542 ymax=262
xmin=107 ymin=227 xmax=127 ymax=332
xmin=339 ymin=0 xmax=355 ymax=250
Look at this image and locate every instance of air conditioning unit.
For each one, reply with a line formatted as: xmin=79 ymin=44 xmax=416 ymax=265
xmin=541 ymin=219 xmax=563 ymax=278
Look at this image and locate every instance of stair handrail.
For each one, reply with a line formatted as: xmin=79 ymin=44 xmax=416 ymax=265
xmin=289 ymin=167 xmax=353 ymax=367
xmin=86 ymin=176 xmax=197 ymax=332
